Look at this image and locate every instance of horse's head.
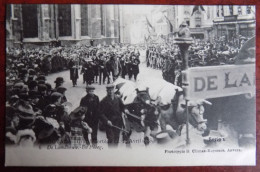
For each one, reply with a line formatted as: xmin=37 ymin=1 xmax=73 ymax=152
xmin=134 ymin=88 xmax=151 ymax=105
xmin=179 ymin=99 xmax=211 ymax=132
xmin=186 ymin=100 xmax=212 ymax=131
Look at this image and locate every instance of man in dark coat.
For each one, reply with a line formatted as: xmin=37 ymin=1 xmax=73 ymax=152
xmin=97 ymin=55 xmax=108 ymax=85
xmin=120 ymin=54 xmax=127 ymax=79
xmin=68 ymin=59 xmax=79 ymax=87
xmin=132 ymin=56 xmax=140 ymax=81
xmin=80 ymin=86 xmax=100 ymax=145
xmin=81 ymin=59 xmax=94 ymax=85
xmin=100 ymin=84 xmax=125 ymax=147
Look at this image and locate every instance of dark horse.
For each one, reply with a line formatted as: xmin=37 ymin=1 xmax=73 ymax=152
xmin=114 ymin=78 xmax=160 ymax=146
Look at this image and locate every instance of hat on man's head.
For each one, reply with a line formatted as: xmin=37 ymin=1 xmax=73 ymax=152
xmin=28 ymin=80 xmax=38 ymax=90
xmin=86 ymin=85 xmax=95 ymax=90
xmin=54 ymin=77 xmax=65 ymax=84
xmin=28 ymin=69 xmax=36 ymax=75
xmin=56 ymin=86 xmax=67 ymax=94
xmin=37 ymin=80 xmax=45 ymax=85
xmin=51 ymin=92 xmax=63 ymax=103
xmin=14 ymin=82 xmax=24 ymax=90
xmin=106 ymin=84 xmax=115 ymax=90
xmin=15 ymin=100 xmax=35 ymax=122
xmin=36 ymin=75 xmax=46 ymax=81
xmin=45 ymin=83 xmax=52 ymax=91
xmin=38 ymin=84 xmax=47 ymax=92
xmin=70 ymin=106 xmax=87 ymax=120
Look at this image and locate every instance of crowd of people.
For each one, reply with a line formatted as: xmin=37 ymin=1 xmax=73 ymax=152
xmin=146 ymin=36 xmax=247 ymax=86
xmin=5 ymin=44 xmax=143 ymax=148
xmin=5 ymin=34 xmax=251 ymax=148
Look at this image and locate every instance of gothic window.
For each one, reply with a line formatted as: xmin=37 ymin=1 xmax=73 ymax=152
xmin=81 ymin=5 xmax=88 ymax=36
xmin=58 ymin=5 xmax=71 ymax=37
xmin=22 ymin=4 xmax=38 ymax=38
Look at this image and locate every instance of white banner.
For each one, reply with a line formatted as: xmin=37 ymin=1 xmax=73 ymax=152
xmin=182 ymin=64 xmax=255 ymax=99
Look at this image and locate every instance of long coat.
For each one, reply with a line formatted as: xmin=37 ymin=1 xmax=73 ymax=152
xmin=68 ymin=60 xmax=79 ymax=81
xmin=132 ymin=58 xmax=140 ymax=74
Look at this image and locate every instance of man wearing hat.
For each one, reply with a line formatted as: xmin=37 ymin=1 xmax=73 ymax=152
xmin=99 ymin=84 xmax=125 ymax=147
xmin=36 ymin=84 xmax=48 ymax=110
xmin=68 ymin=58 xmax=79 ymax=87
xmin=80 ymin=85 xmax=99 ymax=145
xmin=54 ymin=77 xmax=65 ymax=89
xmin=56 ymin=86 xmax=68 ymax=104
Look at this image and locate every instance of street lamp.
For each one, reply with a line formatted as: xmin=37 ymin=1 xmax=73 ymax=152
xmin=173 ymin=21 xmax=194 ymax=145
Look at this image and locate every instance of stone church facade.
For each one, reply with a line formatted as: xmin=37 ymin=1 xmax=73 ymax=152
xmin=6 ymin=4 xmax=120 ymax=48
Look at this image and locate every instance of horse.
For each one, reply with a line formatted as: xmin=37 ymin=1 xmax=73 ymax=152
xmin=113 ymin=78 xmax=160 ymax=146
xmin=137 ymin=78 xmax=212 ymax=141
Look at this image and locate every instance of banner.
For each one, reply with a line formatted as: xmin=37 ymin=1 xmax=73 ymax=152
xmin=182 ymin=64 xmax=255 ymax=99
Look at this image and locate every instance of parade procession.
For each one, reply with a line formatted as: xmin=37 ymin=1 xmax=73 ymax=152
xmin=5 ymin=4 xmax=256 ymax=150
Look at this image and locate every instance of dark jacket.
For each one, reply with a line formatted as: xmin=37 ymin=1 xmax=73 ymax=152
xmin=99 ymin=96 xmax=125 ymax=127
xmin=132 ymin=58 xmax=140 ymax=74
xmin=80 ymin=94 xmax=100 ymax=123
xmin=69 ymin=60 xmax=79 ymax=80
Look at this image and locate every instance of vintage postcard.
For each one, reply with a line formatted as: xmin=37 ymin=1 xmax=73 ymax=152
xmin=5 ymin=4 xmax=256 ymax=166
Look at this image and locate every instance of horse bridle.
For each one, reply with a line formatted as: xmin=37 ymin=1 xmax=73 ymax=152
xmin=188 ymin=104 xmax=207 ymax=128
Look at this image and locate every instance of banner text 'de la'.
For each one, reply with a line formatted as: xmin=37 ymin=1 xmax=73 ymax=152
xmin=182 ymin=64 xmax=255 ymax=99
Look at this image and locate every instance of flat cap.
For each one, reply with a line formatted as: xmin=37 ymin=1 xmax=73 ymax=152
xmin=106 ymin=84 xmax=115 ymax=89
xmin=86 ymin=85 xmax=95 ymax=90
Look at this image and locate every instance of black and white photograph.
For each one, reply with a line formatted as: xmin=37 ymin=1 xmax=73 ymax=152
xmin=5 ymin=4 xmax=256 ymax=166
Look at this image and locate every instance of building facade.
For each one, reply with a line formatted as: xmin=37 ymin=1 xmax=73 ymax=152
xmin=172 ymin=5 xmax=215 ymax=42
xmin=212 ymin=5 xmax=255 ymax=41
xmin=145 ymin=5 xmax=216 ymax=43
xmin=6 ymin=4 xmax=120 ymax=48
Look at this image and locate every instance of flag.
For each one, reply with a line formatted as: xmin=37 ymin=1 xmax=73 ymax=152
xmin=164 ymin=14 xmax=173 ymax=32
xmin=145 ymin=16 xmax=154 ymax=31
xmin=191 ymin=5 xmax=205 ymax=16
